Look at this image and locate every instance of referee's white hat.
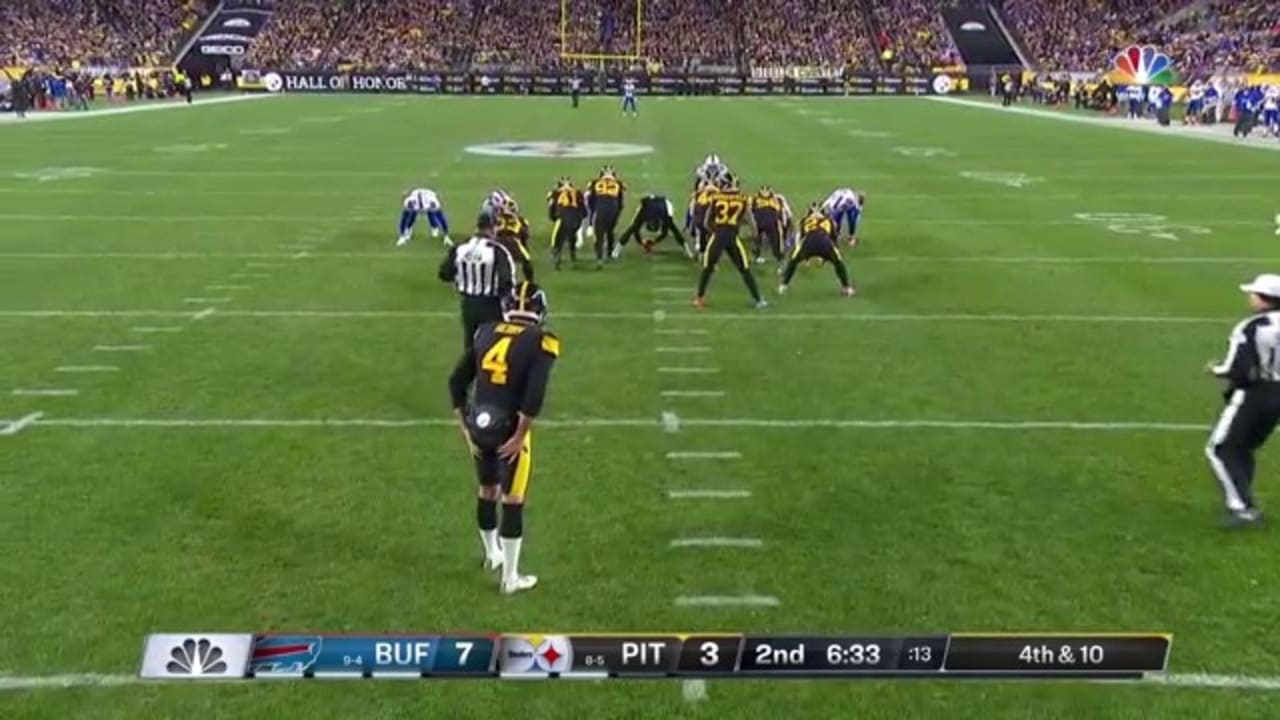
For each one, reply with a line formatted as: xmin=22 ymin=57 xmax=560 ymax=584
xmin=1240 ymin=274 xmax=1280 ymax=298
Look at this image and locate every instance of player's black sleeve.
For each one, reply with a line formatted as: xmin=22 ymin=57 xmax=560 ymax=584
xmin=447 ymin=346 xmax=478 ymax=410
xmin=1212 ymin=318 xmax=1263 ymax=389
xmin=518 ymin=334 xmax=560 ymax=417
xmin=437 ymin=245 xmax=459 ymax=283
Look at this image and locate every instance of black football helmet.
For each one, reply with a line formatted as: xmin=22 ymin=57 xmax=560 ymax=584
xmin=502 ymin=281 xmax=549 ymax=325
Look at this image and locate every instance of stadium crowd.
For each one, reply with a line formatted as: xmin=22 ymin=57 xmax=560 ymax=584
xmin=2 ymin=0 xmax=1277 ymax=77
xmin=1 ymin=0 xmax=211 ymax=68
xmin=1002 ymin=0 xmax=1279 ymax=75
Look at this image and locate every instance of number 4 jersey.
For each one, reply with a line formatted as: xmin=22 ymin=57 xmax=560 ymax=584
xmin=450 ymin=320 xmax=561 ymax=443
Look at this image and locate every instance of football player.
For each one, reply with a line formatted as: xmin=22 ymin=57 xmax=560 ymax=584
xmin=585 ymin=166 xmax=625 ymax=267
xmin=448 ymin=282 xmax=561 ymax=595
xmin=482 ymin=189 xmax=517 ymax=218
xmin=695 ymin=155 xmax=729 ymax=188
xmin=778 ymin=204 xmax=856 ymax=297
xmin=397 ymin=188 xmax=451 ymax=247
xmin=749 ymin=185 xmax=792 ymax=265
xmin=617 ymin=193 xmax=692 ymax=257
xmin=686 ymin=178 xmax=719 ymax=255
xmin=546 ymin=177 xmax=587 ymax=270
xmin=821 ymin=187 xmax=867 ymax=246
xmin=494 ymin=196 xmax=535 ymax=282
xmin=621 ymin=77 xmax=638 ymax=116
xmin=694 ymin=173 xmax=766 ymax=309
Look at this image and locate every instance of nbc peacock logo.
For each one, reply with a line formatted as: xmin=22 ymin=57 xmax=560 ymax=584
xmin=1110 ymin=45 xmax=1177 ymax=85
xmin=166 ymin=637 xmax=229 ymax=675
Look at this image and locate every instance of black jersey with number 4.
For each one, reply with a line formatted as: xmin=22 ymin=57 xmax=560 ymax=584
xmin=449 ymin=320 xmax=561 ymax=426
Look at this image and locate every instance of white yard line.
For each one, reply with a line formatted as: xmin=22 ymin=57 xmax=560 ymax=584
xmin=183 ymin=297 xmax=231 ymax=304
xmin=93 ymin=345 xmax=150 ymax=352
xmin=192 ymin=308 xmax=218 ymax=321
xmin=670 ymin=537 xmax=763 ymax=548
xmin=0 ymin=669 xmax=1274 ymax=692
xmin=0 ymin=412 xmax=44 ymax=436
xmin=53 ymin=366 xmax=119 ymax=373
xmin=667 ymin=490 xmax=752 ymax=499
xmin=929 ymin=96 xmax=1280 ymax=153
xmin=661 ymin=411 xmax=681 ymax=433
xmin=11 ymin=388 xmax=78 ymax=397
xmin=681 ymin=679 xmax=708 ymax=702
xmin=661 ymin=390 xmax=726 ymax=398
xmin=0 ymin=94 xmax=277 ymax=127
xmin=667 ymin=451 xmax=742 ymax=460
xmin=674 ymin=595 xmax=780 ymax=607
xmin=0 ymin=417 xmax=1211 ymax=432
xmin=131 ymin=326 xmax=183 ymax=333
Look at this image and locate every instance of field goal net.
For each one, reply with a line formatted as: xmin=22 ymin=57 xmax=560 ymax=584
xmin=558 ymin=0 xmax=643 ymax=62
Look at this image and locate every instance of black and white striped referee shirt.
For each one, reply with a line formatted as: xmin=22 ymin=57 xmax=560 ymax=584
xmin=437 ymin=234 xmax=516 ymax=298
xmin=1211 ymin=311 xmax=1280 ymax=387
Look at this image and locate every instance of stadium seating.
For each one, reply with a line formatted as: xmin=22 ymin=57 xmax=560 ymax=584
xmin=1000 ymin=0 xmax=1279 ymax=75
xmin=0 ymin=0 xmax=212 ymax=68
xmin=4 ymin=0 xmax=1276 ymax=75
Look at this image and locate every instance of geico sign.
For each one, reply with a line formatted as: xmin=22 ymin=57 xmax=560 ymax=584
xmin=201 ymin=44 xmax=246 ymax=55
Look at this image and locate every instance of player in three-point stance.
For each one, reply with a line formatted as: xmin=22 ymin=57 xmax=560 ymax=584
xmin=449 ymin=282 xmax=561 ymax=594
xmin=821 ymin=187 xmax=867 ymax=246
xmin=397 ymin=188 xmax=451 ymax=247
xmin=616 ymin=193 xmax=692 ymax=258
xmin=778 ymin=204 xmax=856 ymax=298
xmin=621 ymin=77 xmax=638 ymax=116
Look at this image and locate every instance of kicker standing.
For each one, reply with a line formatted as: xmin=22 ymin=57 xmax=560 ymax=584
xmin=449 ymin=282 xmax=560 ymax=594
xmin=1204 ymin=274 xmax=1280 ymax=528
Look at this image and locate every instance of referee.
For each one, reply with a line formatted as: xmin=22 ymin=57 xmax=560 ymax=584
xmin=438 ymin=212 xmax=517 ymax=352
xmin=1205 ymin=274 xmax=1280 ymax=528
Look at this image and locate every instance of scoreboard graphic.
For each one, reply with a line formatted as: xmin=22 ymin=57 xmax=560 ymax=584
xmin=138 ymin=633 xmax=1172 ymax=680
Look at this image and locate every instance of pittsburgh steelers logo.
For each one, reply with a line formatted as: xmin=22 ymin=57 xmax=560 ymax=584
xmin=263 ymin=72 xmax=284 ymax=93
xmin=476 ymin=412 xmax=492 ymax=429
xmin=931 ymin=75 xmax=954 ymax=95
xmin=465 ymin=142 xmax=654 ymax=159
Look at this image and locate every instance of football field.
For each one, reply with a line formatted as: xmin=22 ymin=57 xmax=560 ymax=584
xmin=3 ymin=93 xmax=1280 ymax=718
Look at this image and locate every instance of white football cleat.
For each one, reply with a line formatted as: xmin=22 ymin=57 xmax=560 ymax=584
xmin=442 ymin=235 xmax=454 ymax=248
xmin=777 ymin=284 xmax=788 ymax=295
xmin=430 ymin=228 xmax=440 ymax=238
xmin=611 ymin=244 xmax=623 ymax=259
xmin=500 ymin=574 xmax=538 ymax=595
xmin=395 ymin=235 xmax=410 ymax=247
xmin=483 ymin=553 xmax=503 ymax=572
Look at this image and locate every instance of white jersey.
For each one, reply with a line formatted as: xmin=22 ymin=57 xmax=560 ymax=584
xmin=696 ymin=155 xmax=727 ymax=183
xmin=404 ymin=188 xmax=441 ymax=212
xmin=1189 ymin=83 xmax=1204 ymax=102
xmin=1264 ymin=87 xmax=1279 ymax=110
xmin=822 ymin=188 xmax=861 ymax=215
xmin=482 ymin=189 xmax=516 ymax=215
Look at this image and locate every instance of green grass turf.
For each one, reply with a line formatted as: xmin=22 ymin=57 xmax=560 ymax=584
xmin=2 ymin=94 xmax=1280 ymax=718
